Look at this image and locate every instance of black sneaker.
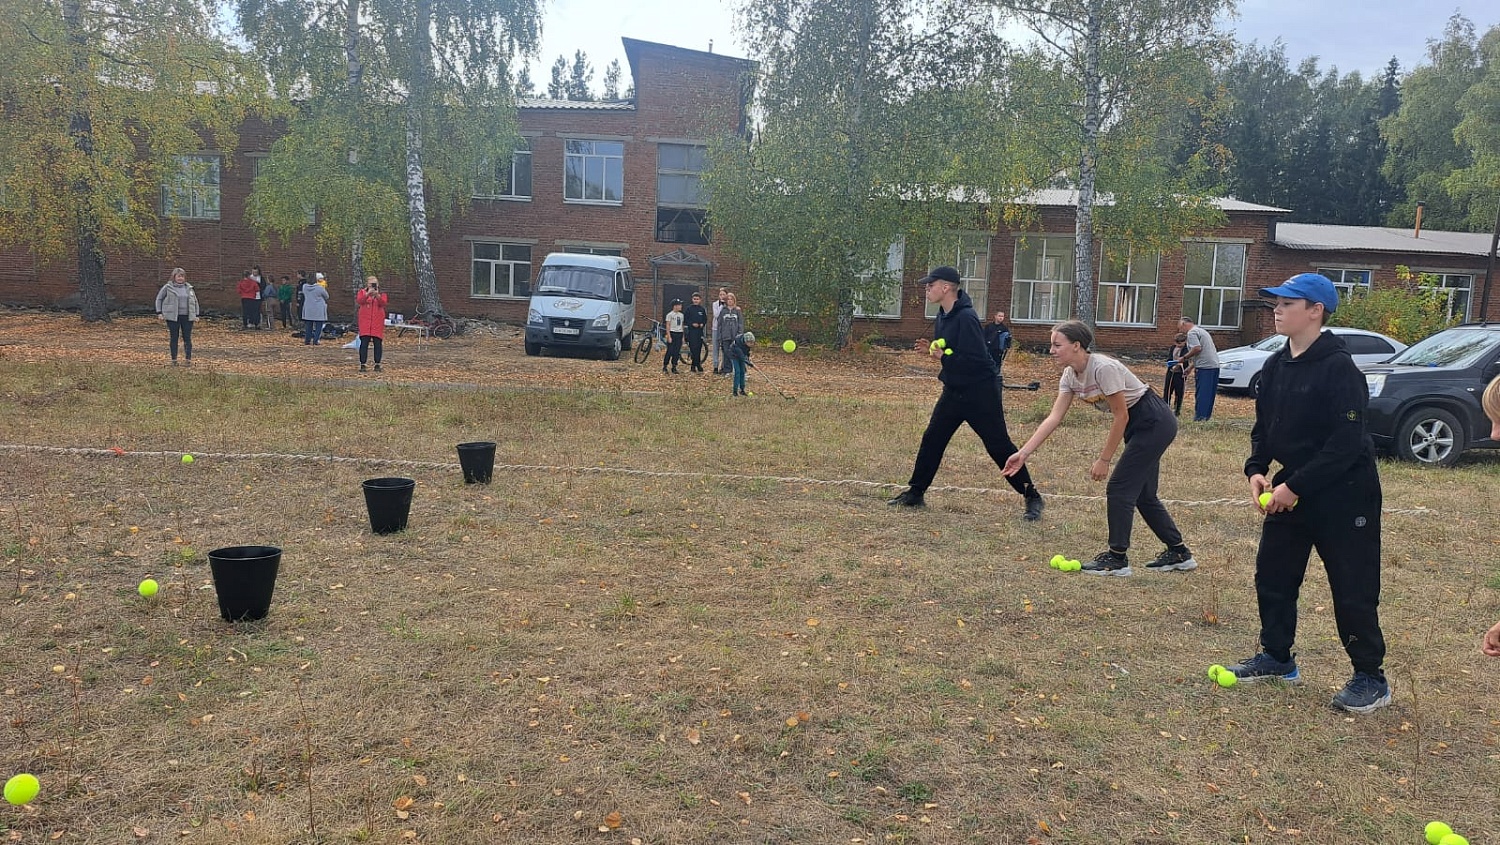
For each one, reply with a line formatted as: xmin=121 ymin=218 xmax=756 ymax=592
xmin=1145 ymin=547 xmax=1198 ymax=572
xmin=1225 ymin=652 xmax=1301 ymax=684
xmin=1331 ymin=672 xmax=1391 ymax=714
xmin=1023 ymin=494 xmax=1044 ymax=522
xmin=887 ymin=489 xmax=926 ymax=508
xmin=1081 ymin=550 xmax=1131 ymax=577
xmin=359 ymin=364 xmax=367 ymax=372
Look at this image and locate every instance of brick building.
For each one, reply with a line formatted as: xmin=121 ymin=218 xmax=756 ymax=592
xmin=0 ymin=36 xmax=1494 ymax=354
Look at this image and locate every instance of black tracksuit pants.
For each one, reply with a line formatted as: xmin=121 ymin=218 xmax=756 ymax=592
xmin=1107 ymin=389 xmax=1185 ymax=552
xmin=907 ymin=378 xmax=1038 ymax=498
xmin=664 ymin=331 xmax=684 ymax=371
xmin=1254 ymin=463 xmax=1385 ymax=675
xmin=686 ymin=329 xmax=705 ymax=371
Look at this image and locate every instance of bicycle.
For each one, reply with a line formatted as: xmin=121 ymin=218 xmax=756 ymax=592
xmin=409 ymin=309 xmax=458 ymax=340
xmin=632 ymin=319 xmax=666 ymax=364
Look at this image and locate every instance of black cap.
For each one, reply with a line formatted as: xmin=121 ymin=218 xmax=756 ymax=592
xmin=671 ymin=298 xmax=683 ymax=305
xmin=918 ymin=266 xmax=962 ymax=286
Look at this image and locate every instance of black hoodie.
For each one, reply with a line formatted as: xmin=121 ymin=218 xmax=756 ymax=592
xmin=1245 ymin=331 xmax=1376 ymax=497
xmin=932 ymin=290 xmax=998 ymax=388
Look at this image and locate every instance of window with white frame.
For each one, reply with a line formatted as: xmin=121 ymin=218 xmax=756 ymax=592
xmin=853 ymin=238 xmax=904 ymax=318
xmin=162 ymin=155 xmax=220 ymax=220
xmin=1316 ymin=267 xmax=1372 ymax=302
xmin=1011 ymin=236 xmax=1073 ymax=322
xmin=1422 ymin=272 xmax=1473 ymax=322
xmin=564 ymin=139 xmax=623 ymax=203
xmin=1183 ymin=242 xmax=1246 ymax=328
xmin=1097 ymin=248 xmax=1160 ymax=326
xmin=475 ymin=143 xmax=532 ymax=200
xmin=656 ymin=143 xmax=710 ymax=244
xmin=925 ymin=236 xmax=989 ymax=318
xmin=471 ymin=242 xmax=532 ymax=298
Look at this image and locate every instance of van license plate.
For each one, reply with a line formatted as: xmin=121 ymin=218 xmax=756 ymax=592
xmin=553 ymin=327 xmax=580 ymax=336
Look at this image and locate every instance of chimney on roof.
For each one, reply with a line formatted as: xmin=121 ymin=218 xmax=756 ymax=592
xmin=708 ymin=40 xmax=714 ymax=53
xmin=1414 ymin=201 xmax=1425 ymax=239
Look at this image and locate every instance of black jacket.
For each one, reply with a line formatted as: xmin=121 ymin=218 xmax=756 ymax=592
xmin=1245 ymin=331 xmax=1376 ymax=497
xmin=683 ymin=303 xmax=708 ymax=334
xmin=933 ymin=290 xmax=998 ymax=387
xmin=983 ymin=322 xmax=1012 ymax=367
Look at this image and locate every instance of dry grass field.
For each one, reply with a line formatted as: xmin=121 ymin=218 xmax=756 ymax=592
xmin=1 ymin=312 xmax=1498 ymax=844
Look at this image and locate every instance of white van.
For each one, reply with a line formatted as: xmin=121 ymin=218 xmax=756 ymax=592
xmin=524 ymin=253 xmax=636 ymax=360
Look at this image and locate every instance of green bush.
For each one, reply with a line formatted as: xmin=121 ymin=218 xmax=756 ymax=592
xmin=1330 ymin=267 xmax=1457 ymax=345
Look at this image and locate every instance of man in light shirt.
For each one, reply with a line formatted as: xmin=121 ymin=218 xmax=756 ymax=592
xmin=1179 ymin=316 xmax=1220 ymax=421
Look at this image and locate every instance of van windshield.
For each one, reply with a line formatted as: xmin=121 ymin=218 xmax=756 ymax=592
xmin=536 ymin=266 xmax=613 ymax=300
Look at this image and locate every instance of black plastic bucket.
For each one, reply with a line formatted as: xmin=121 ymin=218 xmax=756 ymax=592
xmin=362 ymin=477 xmax=416 ymax=534
xmin=456 ymin=441 xmax=497 ymax=484
xmin=207 ymin=545 xmax=282 ymax=622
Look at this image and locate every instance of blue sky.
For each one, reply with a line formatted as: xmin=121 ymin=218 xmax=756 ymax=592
xmin=528 ymin=0 xmax=1491 ymax=93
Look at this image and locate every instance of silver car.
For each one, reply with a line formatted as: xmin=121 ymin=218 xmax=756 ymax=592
xmin=1217 ymin=327 xmax=1407 ymax=397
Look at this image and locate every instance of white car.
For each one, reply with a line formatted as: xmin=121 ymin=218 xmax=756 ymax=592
xmin=1216 ymin=327 xmax=1407 ymax=397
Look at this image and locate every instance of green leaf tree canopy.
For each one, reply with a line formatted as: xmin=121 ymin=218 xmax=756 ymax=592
xmin=0 ymin=0 xmax=261 ymax=320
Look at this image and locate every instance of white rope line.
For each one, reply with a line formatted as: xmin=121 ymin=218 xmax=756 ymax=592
xmin=0 ymin=443 xmax=1437 ymax=515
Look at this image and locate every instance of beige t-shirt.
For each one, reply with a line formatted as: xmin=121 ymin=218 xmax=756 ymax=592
xmin=1060 ymin=353 xmax=1148 ymax=413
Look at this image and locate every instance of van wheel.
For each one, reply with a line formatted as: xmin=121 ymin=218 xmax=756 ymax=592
xmin=1394 ymin=406 xmax=1464 ymax=466
xmin=604 ymin=333 xmax=623 ymax=361
xmin=524 ymin=340 xmax=541 ymax=357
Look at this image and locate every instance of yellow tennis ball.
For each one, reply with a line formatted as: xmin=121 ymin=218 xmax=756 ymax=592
xmin=1050 ymin=554 xmax=1066 ymax=569
xmin=944 ymin=348 xmax=953 ymax=356
xmin=181 ymin=454 xmax=194 ymax=464
xmin=1425 ymin=823 xmax=1454 ymax=845
xmin=1208 ymin=664 xmax=1226 ymax=681
xmin=1258 ymin=491 xmax=1272 ymax=509
xmin=4 ymin=773 xmax=39 ymax=806
xmin=1216 ymin=671 xmax=1238 ymax=688
xmin=934 ymin=338 xmax=946 ymax=348
xmin=1438 ymin=835 xmax=1468 ymax=845
xmin=138 ymin=579 xmax=159 ymax=597
xmin=782 ymin=339 xmax=796 ymax=353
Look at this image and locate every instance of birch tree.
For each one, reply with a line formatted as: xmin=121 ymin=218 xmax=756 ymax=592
xmin=0 ymin=0 xmax=258 ymax=320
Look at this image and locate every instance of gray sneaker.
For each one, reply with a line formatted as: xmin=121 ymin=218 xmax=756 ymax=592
xmin=1145 ymin=547 xmax=1198 ymax=572
xmin=1226 ymin=652 xmax=1301 ymax=684
xmin=1331 ymin=672 xmax=1391 ymax=714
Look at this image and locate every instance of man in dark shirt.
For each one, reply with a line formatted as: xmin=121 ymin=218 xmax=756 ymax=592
xmin=888 ymin=267 xmax=1044 ymax=522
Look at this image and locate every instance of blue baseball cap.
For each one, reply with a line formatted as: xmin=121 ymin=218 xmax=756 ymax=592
xmin=1260 ymin=273 xmax=1339 ymax=314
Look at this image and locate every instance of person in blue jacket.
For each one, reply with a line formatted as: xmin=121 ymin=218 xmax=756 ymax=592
xmin=888 ymin=267 xmax=1044 ymax=521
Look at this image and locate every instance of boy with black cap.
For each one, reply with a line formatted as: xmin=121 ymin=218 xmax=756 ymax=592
xmin=1222 ymin=272 xmax=1390 ymax=713
xmin=888 ymin=266 xmax=1044 ymax=522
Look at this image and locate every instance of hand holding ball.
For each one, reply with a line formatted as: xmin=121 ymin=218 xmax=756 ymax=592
xmin=1258 ymin=491 xmax=1296 ymax=510
xmin=138 ymin=579 xmax=159 ymax=598
xmin=4 ymin=773 xmax=39 ymax=806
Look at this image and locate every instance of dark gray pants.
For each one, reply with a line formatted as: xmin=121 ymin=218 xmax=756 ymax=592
xmin=1106 ymin=389 xmax=1183 ymax=552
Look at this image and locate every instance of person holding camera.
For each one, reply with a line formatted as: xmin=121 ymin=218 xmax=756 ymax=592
xmin=356 ymin=275 xmax=388 ymax=371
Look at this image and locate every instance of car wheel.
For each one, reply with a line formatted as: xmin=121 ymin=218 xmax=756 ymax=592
xmin=524 ymin=340 xmax=541 ymax=357
xmin=1394 ymin=407 xmax=1465 ymax=467
xmin=1248 ymin=373 xmax=1262 ymax=399
xmin=603 ymin=333 xmax=623 ymax=361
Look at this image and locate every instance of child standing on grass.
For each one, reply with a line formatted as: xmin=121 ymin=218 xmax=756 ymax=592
xmin=1220 ymin=273 xmax=1390 ymax=714
xmin=729 ymin=331 xmax=755 ymax=396
xmin=664 ymin=299 xmax=685 ymax=374
xmin=1003 ymin=319 xmax=1195 ymax=576
xmin=1164 ymin=333 xmax=1188 ymax=416
xmin=1478 ymin=376 xmax=1500 ymax=656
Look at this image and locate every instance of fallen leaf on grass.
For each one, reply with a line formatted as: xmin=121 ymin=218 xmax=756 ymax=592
xmin=685 ymin=728 xmax=701 ymax=745
xmin=602 ymin=811 xmax=623 ymax=829
xmin=393 ymin=796 xmax=414 ymax=811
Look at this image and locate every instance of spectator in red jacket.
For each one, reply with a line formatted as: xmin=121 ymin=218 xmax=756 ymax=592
xmin=237 ymin=270 xmax=261 ymax=329
xmin=356 ymin=275 xmax=389 ymax=372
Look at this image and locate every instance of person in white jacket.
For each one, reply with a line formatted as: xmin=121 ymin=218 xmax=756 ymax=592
xmin=154 ymin=268 xmax=200 ymax=365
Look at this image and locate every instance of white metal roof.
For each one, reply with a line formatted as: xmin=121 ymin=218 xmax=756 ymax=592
xmin=1273 ymin=222 xmax=1495 ymax=257
xmin=1019 ymin=188 xmax=1289 ymax=213
xmin=518 ymin=97 xmax=635 ymax=111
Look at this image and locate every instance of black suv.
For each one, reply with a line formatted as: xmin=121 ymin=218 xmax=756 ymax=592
xmin=1359 ymin=323 xmax=1500 ymax=466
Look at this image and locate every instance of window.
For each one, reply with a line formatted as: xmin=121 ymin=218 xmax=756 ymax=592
xmin=1423 ymin=273 xmax=1473 ymax=322
xmin=853 ymin=238 xmax=904 ymax=319
xmin=1340 ymin=333 xmax=1398 ymax=357
xmin=1097 ymin=248 xmax=1160 ymax=326
xmin=1183 ymin=242 xmax=1246 ymax=328
xmin=162 ymin=155 xmax=220 ymax=220
xmin=475 ymin=143 xmax=532 ymax=200
xmin=1011 ymin=236 xmax=1073 ymax=322
xmin=1317 ymin=268 xmax=1372 ymax=302
xmin=471 ymin=242 xmax=532 ymax=298
xmin=655 ymin=144 xmax=710 ymax=244
xmin=926 ymin=236 xmax=990 ymax=319
xmin=564 ymin=139 xmax=623 ymax=204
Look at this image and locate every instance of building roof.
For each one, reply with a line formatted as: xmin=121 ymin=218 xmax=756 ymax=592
xmin=1020 ymin=188 xmax=1288 ymax=213
xmin=1273 ymin=222 xmax=1496 ymax=257
xmin=518 ymin=97 xmax=635 ymax=111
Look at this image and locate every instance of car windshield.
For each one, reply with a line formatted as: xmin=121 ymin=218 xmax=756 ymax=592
xmin=1386 ymin=328 xmax=1498 ymax=368
xmin=1248 ymin=334 xmax=1289 ymax=352
xmin=536 ymin=266 xmax=613 ymax=299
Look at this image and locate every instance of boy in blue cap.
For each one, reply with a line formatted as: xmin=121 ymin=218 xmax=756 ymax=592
xmin=1222 ymin=273 xmax=1390 ymax=713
